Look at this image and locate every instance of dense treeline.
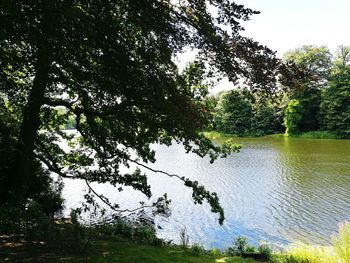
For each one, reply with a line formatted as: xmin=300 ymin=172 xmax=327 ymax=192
xmin=209 ymin=45 xmax=350 ymax=138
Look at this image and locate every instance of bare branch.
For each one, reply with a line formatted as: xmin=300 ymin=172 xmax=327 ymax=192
xmin=128 ymin=158 xmax=185 ymax=182
xmin=84 ymin=179 xmax=153 ymax=213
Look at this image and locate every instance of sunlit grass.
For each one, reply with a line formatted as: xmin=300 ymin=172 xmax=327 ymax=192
xmin=293 ymin=131 xmax=339 ymax=139
xmin=286 ymin=242 xmax=338 ymax=263
xmin=283 ymin=222 xmax=350 ymax=263
xmin=333 ymin=221 xmax=350 ymax=263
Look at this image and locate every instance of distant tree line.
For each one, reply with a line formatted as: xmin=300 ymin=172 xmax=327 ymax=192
xmin=207 ymin=45 xmax=350 ymax=138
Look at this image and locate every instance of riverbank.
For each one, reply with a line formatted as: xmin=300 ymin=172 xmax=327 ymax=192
xmin=204 ymin=131 xmax=345 ymax=140
xmin=2 ymin=218 xmax=350 ymax=262
xmin=1 ymin=237 xmax=348 ymax=263
xmin=0 ymin=236 xmax=259 ymax=262
xmin=1 ymin=236 xmax=348 ymax=263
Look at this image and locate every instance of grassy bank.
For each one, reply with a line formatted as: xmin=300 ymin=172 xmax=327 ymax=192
xmin=3 ymin=222 xmax=350 ymax=262
xmin=0 ymin=238 xmax=259 ymax=262
xmin=204 ymin=131 xmax=345 ymax=140
xmin=287 ymin=131 xmax=341 ymax=139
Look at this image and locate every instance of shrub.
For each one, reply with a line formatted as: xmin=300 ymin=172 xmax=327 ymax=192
xmin=227 ymin=235 xmax=250 ymax=256
xmin=259 ymin=243 xmax=273 ymax=259
xmin=189 ymin=243 xmax=206 ymax=256
xmin=93 ymin=216 xmax=159 ymax=245
xmin=209 ymin=248 xmax=222 ymax=256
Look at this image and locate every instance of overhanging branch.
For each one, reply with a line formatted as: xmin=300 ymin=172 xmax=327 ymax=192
xmin=84 ymin=179 xmax=153 ymax=213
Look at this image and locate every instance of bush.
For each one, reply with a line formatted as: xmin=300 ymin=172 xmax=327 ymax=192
xmin=209 ymin=248 xmax=222 ymax=256
xmin=0 ymin=201 xmax=52 ymax=238
xmin=48 ymin=213 xmax=91 ymax=253
xmin=227 ymin=235 xmax=255 ymax=256
xmin=189 ymin=243 xmax=206 ymax=256
xmin=93 ymin=216 xmax=159 ymax=245
xmin=259 ymin=243 xmax=273 ymax=260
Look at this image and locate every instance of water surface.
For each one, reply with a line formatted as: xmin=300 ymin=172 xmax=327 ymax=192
xmin=62 ymin=136 xmax=350 ymax=248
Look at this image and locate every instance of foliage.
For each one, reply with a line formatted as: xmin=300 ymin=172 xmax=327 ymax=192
xmin=289 ymin=88 xmax=322 ymax=132
xmin=320 ymin=63 xmax=350 ymax=135
xmin=0 ymin=201 xmax=52 ymax=237
xmin=251 ymin=99 xmax=277 ymax=136
xmin=333 ymin=45 xmax=350 ymax=71
xmin=258 ymin=243 xmax=273 ymax=260
xmin=284 ymin=99 xmax=303 ymax=136
xmin=214 ymin=89 xmax=278 ymax=136
xmin=0 ymin=96 xmax=64 ymax=236
xmin=283 ymin=46 xmax=332 ymax=83
xmin=49 ymin=212 xmax=92 ymax=253
xmin=214 ymin=90 xmax=254 ymax=136
xmin=209 ymin=248 xmax=222 ymax=256
xmin=332 ymin=221 xmax=350 ymax=263
xmin=92 ymin=215 xmax=160 ymax=245
xmin=282 ymin=46 xmax=332 ymax=132
xmin=210 ymin=45 xmax=350 ymax=138
xmin=226 ymin=235 xmax=256 ymax=256
xmin=0 ymin=0 xmax=278 ymax=225
xmin=189 ymin=243 xmax=207 ymax=256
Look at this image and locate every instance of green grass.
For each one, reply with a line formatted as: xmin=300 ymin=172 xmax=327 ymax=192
xmin=1 ymin=239 xmax=259 ymax=263
xmin=49 ymin=241 xmax=258 ymax=263
xmin=272 ymin=222 xmax=350 ymax=263
xmin=289 ymin=131 xmax=340 ymax=139
xmin=284 ymin=243 xmax=338 ymax=263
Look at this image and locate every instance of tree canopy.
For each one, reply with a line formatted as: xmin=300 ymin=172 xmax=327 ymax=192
xmin=282 ymin=46 xmax=332 ymax=132
xmin=320 ymin=46 xmax=350 ymax=136
xmin=0 ymin=0 xmax=278 ymax=224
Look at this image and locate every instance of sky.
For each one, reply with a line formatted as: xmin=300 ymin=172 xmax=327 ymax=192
xmin=236 ymin=0 xmax=350 ymax=56
xmin=176 ymin=0 xmax=350 ymax=93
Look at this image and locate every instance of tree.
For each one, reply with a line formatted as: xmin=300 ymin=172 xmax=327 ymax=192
xmin=0 ymin=0 xmax=278 ymax=224
xmin=282 ymin=46 xmax=332 ymax=132
xmin=284 ymin=99 xmax=303 ymax=136
xmin=333 ymin=45 xmax=350 ymax=69
xmin=320 ymin=46 xmax=350 ymax=136
xmin=251 ymin=97 xmax=276 ymax=136
xmin=214 ymin=90 xmax=254 ymax=136
xmin=214 ymin=89 xmax=278 ymax=136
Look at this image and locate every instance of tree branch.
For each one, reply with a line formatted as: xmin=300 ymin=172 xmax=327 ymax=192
xmin=84 ymin=179 xmax=153 ymax=213
xmin=128 ymin=158 xmax=185 ymax=182
xmin=34 ymin=151 xmax=75 ymax=179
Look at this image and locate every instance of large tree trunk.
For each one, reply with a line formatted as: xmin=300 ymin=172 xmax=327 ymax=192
xmin=7 ymin=44 xmax=50 ymax=205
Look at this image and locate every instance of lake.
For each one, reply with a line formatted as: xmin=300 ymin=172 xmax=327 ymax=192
xmin=61 ymin=136 xmax=350 ymax=249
